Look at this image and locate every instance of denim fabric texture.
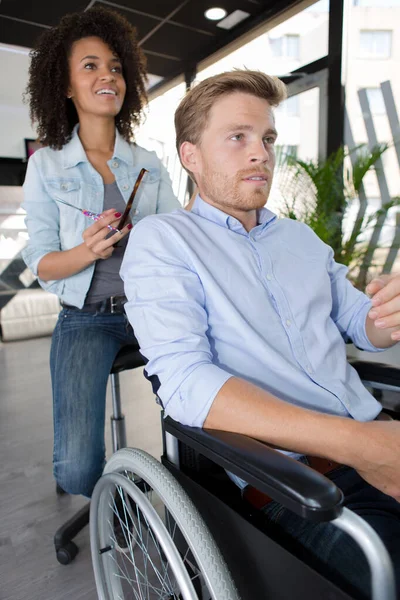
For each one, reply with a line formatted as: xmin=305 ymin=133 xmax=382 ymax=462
xmin=50 ymin=309 xmax=139 ymax=497
xmin=22 ymin=126 xmax=179 ymax=497
xmin=22 ymin=125 xmax=180 ymax=308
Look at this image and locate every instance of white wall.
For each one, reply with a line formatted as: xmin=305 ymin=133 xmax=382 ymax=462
xmin=0 ymin=43 xmax=37 ymax=159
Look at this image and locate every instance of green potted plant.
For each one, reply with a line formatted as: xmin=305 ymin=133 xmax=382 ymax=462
xmin=276 ymin=144 xmax=400 ymax=289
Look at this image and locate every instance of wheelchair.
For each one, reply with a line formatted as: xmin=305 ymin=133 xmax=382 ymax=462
xmin=89 ymin=357 xmax=400 ymax=600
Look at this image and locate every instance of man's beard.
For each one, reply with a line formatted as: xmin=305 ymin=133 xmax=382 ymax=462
xmin=201 ymin=165 xmax=272 ymax=211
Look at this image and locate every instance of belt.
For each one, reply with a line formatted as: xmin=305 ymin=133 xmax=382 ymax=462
xmin=61 ymin=295 xmax=128 ymax=314
xmin=243 ymin=456 xmax=343 ymax=510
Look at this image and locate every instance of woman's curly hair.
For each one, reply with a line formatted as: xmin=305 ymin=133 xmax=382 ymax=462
xmin=25 ymin=6 xmax=148 ymax=149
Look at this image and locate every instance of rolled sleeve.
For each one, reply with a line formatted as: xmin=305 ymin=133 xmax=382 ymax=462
xmin=166 ymin=362 xmax=232 ymax=427
xmin=329 ymin=252 xmax=385 ymax=353
xmin=120 ymin=217 xmax=233 ymax=427
xmin=21 ymin=154 xmax=62 ymax=287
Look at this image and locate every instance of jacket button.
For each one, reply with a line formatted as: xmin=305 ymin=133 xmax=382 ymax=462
xmin=112 ymin=160 xmax=119 ymax=168
xmin=122 ymin=184 xmax=128 ymax=191
xmin=61 ymin=183 xmax=68 ymax=190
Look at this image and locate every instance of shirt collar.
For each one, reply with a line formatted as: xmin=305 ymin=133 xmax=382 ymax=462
xmin=62 ymin=124 xmax=134 ymax=169
xmin=191 ymin=194 xmax=277 ymax=234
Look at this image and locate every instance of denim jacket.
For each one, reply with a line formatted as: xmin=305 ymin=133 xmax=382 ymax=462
xmin=22 ymin=125 xmax=180 ymax=308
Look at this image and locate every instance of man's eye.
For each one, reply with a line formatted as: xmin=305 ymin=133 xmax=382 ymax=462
xmin=264 ymin=137 xmax=276 ymax=145
xmin=231 ymin=134 xmax=244 ymax=141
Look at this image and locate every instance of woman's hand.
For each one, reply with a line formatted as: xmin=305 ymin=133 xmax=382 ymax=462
xmin=82 ymin=208 xmax=132 ymax=260
xmin=37 ymin=208 xmax=133 ymax=281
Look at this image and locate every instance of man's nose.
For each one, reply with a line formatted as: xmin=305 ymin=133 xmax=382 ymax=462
xmin=249 ymin=140 xmax=270 ymax=163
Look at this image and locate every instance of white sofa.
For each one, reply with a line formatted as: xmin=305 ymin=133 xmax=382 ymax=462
xmin=0 ymin=288 xmax=61 ymax=342
xmin=0 ymin=185 xmax=61 ymax=342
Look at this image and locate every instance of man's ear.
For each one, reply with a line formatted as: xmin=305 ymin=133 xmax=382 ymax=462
xmin=180 ymin=142 xmax=200 ymax=175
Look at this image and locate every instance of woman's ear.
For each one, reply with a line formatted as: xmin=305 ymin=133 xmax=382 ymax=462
xmin=180 ymin=142 xmax=199 ymax=176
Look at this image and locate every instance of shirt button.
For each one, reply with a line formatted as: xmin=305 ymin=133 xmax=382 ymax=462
xmin=286 ymin=319 xmax=291 ymax=327
xmin=266 ymin=274 xmax=272 ymax=281
xmin=112 ymin=160 xmax=119 ymax=168
xmin=307 ymin=366 xmax=313 ymax=374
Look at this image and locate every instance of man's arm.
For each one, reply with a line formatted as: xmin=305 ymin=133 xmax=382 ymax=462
xmin=326 ymin=244 xmax=399 ymax=349
xmin=204 ymin=377 xmax=400 ymax=501
xmin=122 ymin=219 xmax=400 ymax=502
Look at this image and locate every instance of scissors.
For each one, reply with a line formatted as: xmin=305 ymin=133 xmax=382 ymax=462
xmin=53 ymin=197 xmax=121 ymax=233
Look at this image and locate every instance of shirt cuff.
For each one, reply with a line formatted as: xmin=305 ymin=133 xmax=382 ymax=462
xmin=162 ymin=363 xmax=233 ymax=428
xmin=351 ymin=299 xmax=386 ymax=353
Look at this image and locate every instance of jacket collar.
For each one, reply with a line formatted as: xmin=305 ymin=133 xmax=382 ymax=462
xmin=62 ymin=124 xmax=134 ymax=169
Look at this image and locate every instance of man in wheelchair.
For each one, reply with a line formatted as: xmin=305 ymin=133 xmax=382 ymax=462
xmin=121 ymin=70 xmax=400 ymax=598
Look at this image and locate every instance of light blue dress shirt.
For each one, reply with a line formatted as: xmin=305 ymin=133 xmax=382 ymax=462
xmin=22 ymin=125 xmax=180 ymax=308
xmin=121 ymin=195 xmax=383 ymax=434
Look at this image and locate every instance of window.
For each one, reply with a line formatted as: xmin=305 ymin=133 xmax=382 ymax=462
xmin=354 ymin=0 xmax=400 ymax=6
xmin=365 ymin=88 xmax=386 ymax=115
xmin=276 ymin=95 xmax=299 ymax=116
xmin=359 ymin=30 xmax=392 ymax=58
xmin=275 ymin=145 xmax=298 ymax=165
xmin=270 ymin=34 xmax=300 ymax=59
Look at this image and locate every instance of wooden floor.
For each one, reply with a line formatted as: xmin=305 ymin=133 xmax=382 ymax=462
xmin=0 ymin=335 xmax=162 ymax=600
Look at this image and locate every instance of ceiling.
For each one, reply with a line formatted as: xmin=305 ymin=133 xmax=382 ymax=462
xmin=0 ymin=0 xmax=302 ymax=93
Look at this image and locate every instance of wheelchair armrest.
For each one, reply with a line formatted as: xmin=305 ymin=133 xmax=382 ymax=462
xmin=349 ymin=359 xmax=400 ymax=390
xmin=164 ymin=417 xmax=343 ymax=522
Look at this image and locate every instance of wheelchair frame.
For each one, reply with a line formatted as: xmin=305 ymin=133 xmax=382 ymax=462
xmin=91 ymin=357 xmax=400 ymax=600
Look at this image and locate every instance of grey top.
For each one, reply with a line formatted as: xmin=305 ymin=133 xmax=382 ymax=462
xmin=85 ymin=181 xmax=129 ymax=304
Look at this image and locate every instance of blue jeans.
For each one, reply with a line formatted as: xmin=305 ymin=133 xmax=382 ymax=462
xmin=262 ymin=465 xmax=400 ymax=599
xmin=50 ymin=308 xmax=139 ymax=497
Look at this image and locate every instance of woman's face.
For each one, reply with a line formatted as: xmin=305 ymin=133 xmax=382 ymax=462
xmin=67 ymin=36 xmax=126 ymax=121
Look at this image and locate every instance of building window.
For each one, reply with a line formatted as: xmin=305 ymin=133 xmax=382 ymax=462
xmin=359 ymin=30 xmax=392 ymax=58
xmin=270 ymin=34 xmax=300 ymax=59
xmin=365 ymin=88 xmax=386 ymax=115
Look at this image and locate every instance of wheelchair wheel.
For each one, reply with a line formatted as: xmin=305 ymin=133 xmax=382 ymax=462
xmin=90 ymin=448 xmax=238 ymax=600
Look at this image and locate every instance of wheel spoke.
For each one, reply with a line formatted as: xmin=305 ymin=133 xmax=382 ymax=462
xmin=91 ymin=450 xmax=238 ymax=600
xmin=108 ymin=500 xmax=179 ymax=597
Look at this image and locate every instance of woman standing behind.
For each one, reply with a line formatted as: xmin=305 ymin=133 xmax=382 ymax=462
xmin=22 ymin=7 xmax=180 ymax=498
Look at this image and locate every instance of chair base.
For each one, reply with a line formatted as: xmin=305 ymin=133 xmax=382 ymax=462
xmin=54 ymin=503 xmax=90 ymax=565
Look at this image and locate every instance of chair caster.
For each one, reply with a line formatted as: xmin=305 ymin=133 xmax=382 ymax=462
xmin=56 ymin=541 xmax=79 ymax=565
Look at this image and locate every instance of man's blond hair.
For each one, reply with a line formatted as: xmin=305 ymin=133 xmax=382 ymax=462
xmin=175 ymin=69 xmax=287 ymax=177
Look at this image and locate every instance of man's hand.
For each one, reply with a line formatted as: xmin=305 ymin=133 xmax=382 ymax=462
xmin=349 ymin=419 xmax=400 ymax=502
xmin=365 ymin=273 xmax=400 ymax=346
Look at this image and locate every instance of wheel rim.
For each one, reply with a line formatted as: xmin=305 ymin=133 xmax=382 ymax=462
xmin=91 ymin=449 xmax=239 ymax=600
xmin=91 ymin=473 xmax=203 ymax=600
